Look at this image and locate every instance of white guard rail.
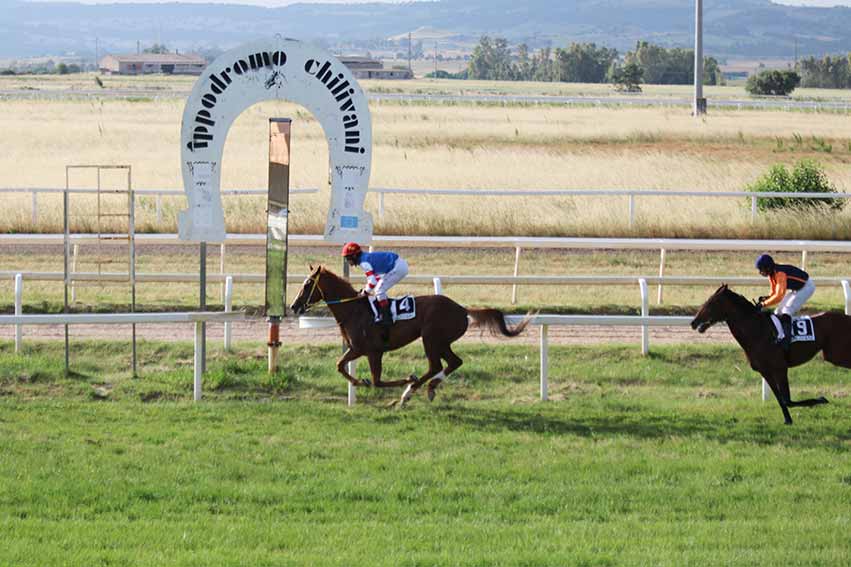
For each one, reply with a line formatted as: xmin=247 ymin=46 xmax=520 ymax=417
xmin=0 ymin=311 xmax=245 ymax=402
xmin=4 ymin=186 xmax=848 ymax=227
xmin=0 ymin=187 xmax=317 ymax=225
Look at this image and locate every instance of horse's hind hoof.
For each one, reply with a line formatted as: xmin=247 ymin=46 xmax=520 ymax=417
xmin=400 ymin=383 xmax=416 ymax=406
xmin=819 ymin=397 xmax=829 ymax=404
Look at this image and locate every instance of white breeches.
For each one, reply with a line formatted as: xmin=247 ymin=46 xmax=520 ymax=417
xmin=374 ymin=258 xmax=408 ymax=301
xmin=774 ymin=279 xmax=815 ymax=316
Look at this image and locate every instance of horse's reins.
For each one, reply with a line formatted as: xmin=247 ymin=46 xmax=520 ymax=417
xmin=302 ymin=273 xmax=367 ymax=311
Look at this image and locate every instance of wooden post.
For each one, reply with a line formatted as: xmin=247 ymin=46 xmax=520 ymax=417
xmin=265 ymin=118 xmax=292 ymax=374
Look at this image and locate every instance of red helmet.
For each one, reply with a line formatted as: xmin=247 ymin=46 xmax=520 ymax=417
xmin=341 ymin=242 xmax=362 ymax=257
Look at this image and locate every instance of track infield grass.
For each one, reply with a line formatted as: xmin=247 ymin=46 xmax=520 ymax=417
xmin=1 ymin=340 xmax=850 ymax=566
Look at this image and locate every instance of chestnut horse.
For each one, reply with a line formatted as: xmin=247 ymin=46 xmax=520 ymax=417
xmin=691 ymin=284 xmax=851 ymax=424
xmin=290 ymin=266 xmax=531 ymax=405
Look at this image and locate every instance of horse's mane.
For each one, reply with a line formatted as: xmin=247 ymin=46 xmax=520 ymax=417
xmin=720 ymin=286 xmax=760 ymax=315
xmin=319 ymin=266 xmax=357 ymax=295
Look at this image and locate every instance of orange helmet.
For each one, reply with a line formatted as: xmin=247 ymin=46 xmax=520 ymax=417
xmin=341 ymin=242 xmax=362 ymax=257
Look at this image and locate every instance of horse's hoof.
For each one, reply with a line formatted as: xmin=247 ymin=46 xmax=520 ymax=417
xmin=386 ymin=399 xmax=399 ymax=408
xmin=819 ymin=397 xmax=829 ymax=404
xmin=408 ymin=374 xmax=418 ymax=384
xmin=400 ymin=383 xmax=415 ymax=406
xmin=784 ymin=420 xmax=794 ymax=426
xmin=360 ymin=379 xmax=372 ymax=387
xmin=427 ymin=378 xmax=443 ymax=402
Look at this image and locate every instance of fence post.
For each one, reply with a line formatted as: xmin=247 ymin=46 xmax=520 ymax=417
xmin=511 ymin=247 xmax=522 ymax=305
xmin=31 ymin=191 xmax=38 ymax=226
xmin=800 ymin=250 xmax=807 ymax=271
xmin=751 ymin=196 xmax=758 ymax=224
xmin=70 ymin=244 xmax=79 ymax=303
xmin=639 ymin=277 xmax=649 ymax=356
xmin=220 ymin=243 xmax=226 ymax=302
xmin=628 ymin=194 xmax=636 ymax=228
xmin=223 ymin=276 xmax=233 ymax=351
xmin=540 ymin=324 xmax=549 ymax=401
xmin=155 ymin=194 xmax=163 ymax=224
xmin=433 ymin=277 xmax=442 ymax=295
xmin=194 ymin=321 xmax=203 ymax=402
xmin=347 ymin=364 xmax=356 ymax=406
xmin=657 ymin=248 xmax=666 ymax=304
xmin=14 ymin=273 xmax=23 ymax=354
xmin=378 ymin=192 xmax=385 ymax=219
xmin=842 ymin=280 xmax=851 ymax=315
xmin=762 ymin=378 xmax=770 ymax=402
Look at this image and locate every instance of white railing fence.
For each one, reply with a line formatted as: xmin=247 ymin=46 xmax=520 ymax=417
xmin=3 ymin=186 xmax=849 ymax=228
xmin=0 ymin=188 xmax=317 ymax=226
xmin=0 ymin=311 xmax=245 ymax=401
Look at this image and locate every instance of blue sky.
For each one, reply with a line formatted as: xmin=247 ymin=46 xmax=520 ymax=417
xmin=23 ymin=0 xmax=851 ymax=6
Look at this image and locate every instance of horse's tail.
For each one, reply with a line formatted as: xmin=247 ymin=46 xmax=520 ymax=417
xmin=467 ymin=308 xmax=534 ymax=337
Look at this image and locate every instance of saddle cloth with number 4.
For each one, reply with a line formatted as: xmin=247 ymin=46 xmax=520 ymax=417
xmin=368 ymin=295 xmax=417 ymax=323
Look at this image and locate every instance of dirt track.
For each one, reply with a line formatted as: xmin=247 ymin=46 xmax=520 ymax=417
xmin=0 ymin=317 xmax=735 ymax=346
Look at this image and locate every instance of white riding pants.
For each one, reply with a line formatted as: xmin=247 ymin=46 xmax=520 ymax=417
xmin=774 ymin=279 xmax=815 ymax=317
xmin=374 ymin=258 xmax=408 ymax=301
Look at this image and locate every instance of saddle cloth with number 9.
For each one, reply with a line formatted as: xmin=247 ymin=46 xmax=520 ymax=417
xmin=368 ymin=295 xmax=417 ymax=323
xmin=790 ymin=316 xmax=815 ymax=343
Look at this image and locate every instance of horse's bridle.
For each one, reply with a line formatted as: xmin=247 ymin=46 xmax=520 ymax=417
xmin=299 ymin=272 xmax=366 ymax=312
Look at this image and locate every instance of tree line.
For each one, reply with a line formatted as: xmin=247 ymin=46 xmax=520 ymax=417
xmin=462 ymin=37 xmax=723 ymax=86
xmin=798 ymin=55 xmax=851 ymax=88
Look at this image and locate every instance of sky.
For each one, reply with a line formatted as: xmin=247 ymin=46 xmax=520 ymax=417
xmin=26 ymin=0 xmax=410 ymax=5
xmin=23 ymin=0 xmax=851 ymax=5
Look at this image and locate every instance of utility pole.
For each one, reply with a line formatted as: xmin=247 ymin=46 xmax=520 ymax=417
xmin=693 ymin=0 xmax=706 ymax=116
xmin=434 ymin=42 xmax=438 ymax=76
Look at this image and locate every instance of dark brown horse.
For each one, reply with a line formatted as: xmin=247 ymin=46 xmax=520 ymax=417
xmin=691 ymin=284 xmax=851 ymax=424
xmin=290 ymin=266 xmax=531 ymax=405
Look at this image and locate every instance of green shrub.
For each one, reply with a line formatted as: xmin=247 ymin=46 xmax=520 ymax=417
xmin=745 ymin=69 xmax=800 ymax=96
xmin=746 ymin=159 xmax=845 ymax=212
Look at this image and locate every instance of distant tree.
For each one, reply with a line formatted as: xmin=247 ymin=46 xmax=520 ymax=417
xmin=143 ymin=44 xmax=170 ymax=54
xmin=0 ymin=69 xmax=15 ymax=76
xmin=746 ymin=69 xmax=801 ymax=96
xmin=609 ymin=60 xmax=644 ymax=92
xmin=467 ymin=36 xmax=515 ymax=80
xmin=554 ymin=43 xmax=618 ymax=83
xmin=798 ymin=55 xmax=851 ymax=88
xmin=56 ymin=63 xmax=69 ymax=75
xmin=625 ymin=41 xmax=722 ymax=85
xmin=515 ymin=43 xmax=532 ymax=81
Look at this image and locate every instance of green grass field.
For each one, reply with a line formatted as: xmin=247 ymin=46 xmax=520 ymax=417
xmin=1 ymin=340 xmax=850 ymax=566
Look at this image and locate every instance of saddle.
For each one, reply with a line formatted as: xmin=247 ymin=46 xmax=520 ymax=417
xmin=368 ymin=295 xmax=416 ymax=324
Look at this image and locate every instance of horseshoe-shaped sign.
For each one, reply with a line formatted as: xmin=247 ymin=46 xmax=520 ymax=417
xmin=179 ymin=37 xmax=373 ymax=243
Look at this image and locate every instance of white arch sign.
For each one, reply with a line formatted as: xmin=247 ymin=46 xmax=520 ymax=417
xmin=179 ymin=37 xmax=373 ymax=243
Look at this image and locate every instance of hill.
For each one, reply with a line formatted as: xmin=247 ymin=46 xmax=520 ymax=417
xmin=4 ymin=0 xmax=851 ymax=59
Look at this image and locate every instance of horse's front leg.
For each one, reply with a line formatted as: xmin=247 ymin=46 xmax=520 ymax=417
xmin=760 ymin=370 xmax=793 ymax=425
xmin=337 ymin=348 xmax=369 ymax=387
xmin=366 ymin=351 xmax=413 ymax=388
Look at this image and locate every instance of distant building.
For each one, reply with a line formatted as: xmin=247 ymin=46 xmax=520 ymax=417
xmin=99 ymin=53 xmax=207 ymax=75
xmin=340 ymin=56 xmax=413 ymax=80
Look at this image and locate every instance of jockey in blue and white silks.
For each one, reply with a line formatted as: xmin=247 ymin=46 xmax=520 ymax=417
xmin=341 ymin=242 xmax=409 ymax=325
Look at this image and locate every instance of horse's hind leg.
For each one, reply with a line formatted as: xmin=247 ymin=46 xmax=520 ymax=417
xmin=427 ymin=345 xmax=463 ymax=402
xmin=777 ymin=367 xmax=829 ymax=409
xmin=400 ymin=340 xmax=444 ymax=406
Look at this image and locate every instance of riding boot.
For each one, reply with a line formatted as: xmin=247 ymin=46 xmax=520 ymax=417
xmin=778 ymin=314 xmax=792 ymax=351
xmin=378 ymin=300 xmax=393 ymax=327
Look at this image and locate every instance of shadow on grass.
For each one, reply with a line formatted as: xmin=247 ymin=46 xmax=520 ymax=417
xmin=425 ymin=404 xmax=851 ymax=450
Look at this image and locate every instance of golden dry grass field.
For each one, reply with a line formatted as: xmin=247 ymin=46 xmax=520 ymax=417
xmin=1 ymin=74 xmax=851 ymax=239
